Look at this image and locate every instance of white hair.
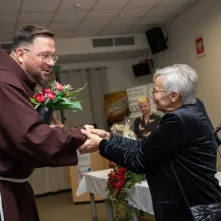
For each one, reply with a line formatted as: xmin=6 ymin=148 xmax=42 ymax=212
xmin=153 ymin=64 xmax=198 ymax=105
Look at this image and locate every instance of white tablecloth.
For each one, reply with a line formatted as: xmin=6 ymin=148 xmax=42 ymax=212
xmin=77 ymin=169 xmax=221 ymax=215
xmin=77 ymin=169 xmax=112 ymax=198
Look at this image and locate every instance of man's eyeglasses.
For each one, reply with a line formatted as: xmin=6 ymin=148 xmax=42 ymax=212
xmin=23 ymin=48 xmax=58 ymax=64
xmin=152 ymin=88 xmax=166 ymax=94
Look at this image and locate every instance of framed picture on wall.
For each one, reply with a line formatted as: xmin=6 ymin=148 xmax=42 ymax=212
xmin=195 ymin=34 xmax=206 ymax=58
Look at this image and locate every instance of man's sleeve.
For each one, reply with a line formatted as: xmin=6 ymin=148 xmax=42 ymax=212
xmin=0 ymin=83 xmax=86 ymax=168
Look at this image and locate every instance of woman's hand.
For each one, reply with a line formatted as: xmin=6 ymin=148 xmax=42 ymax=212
xmin=78 ymin=129 xmax=102 ymax=154
xmin=90 ymin=129 xmax=110 ymax=140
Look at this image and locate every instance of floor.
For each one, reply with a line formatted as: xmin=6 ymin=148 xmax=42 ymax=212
xmin=36 ymin=192 xmax=155 ymax=221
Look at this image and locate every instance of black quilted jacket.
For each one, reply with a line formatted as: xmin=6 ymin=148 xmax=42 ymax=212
xmin=99 ymin=104 xmax=221 ymax=221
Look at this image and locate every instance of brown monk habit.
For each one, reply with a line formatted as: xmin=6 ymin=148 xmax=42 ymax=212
xmin=0 ymin=50 xmax=86 ymax=221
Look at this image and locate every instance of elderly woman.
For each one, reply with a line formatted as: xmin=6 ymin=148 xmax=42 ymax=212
xmin=134 ymin=97 xmax=161 ymax=140
xmin=80 ymin=64 xmax=221 ymax=221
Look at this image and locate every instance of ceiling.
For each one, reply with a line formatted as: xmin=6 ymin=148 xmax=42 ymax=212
xmin=0 ymin=0 xmax=197 ymax=42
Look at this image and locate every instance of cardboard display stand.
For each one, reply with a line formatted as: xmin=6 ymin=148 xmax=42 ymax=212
xmin=69 ymin=151 xmax=109 ymax=203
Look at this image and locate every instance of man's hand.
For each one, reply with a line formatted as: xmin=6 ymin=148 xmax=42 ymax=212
xmin=89 ymin=129 xmax=110 ymax=139
xmin=52 ymin=116 xmax=65 ymax=128
xmin=79 ymin=129 xmax=102 ymax=154
xmin=56 ymin=123 xmax=65 ymax=128
xmin=84 ymin=124 xmax=94 ymax=132
xmin=50 ymin=123 xmax=65 ymax=128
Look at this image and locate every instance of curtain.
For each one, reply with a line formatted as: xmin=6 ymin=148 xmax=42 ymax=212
xmin=86 ymin=67 xmax=108 ymax=129
xmin=29 ymin=167 xmax=71 ymax=196
xmin=29 ymin=67 xmax=108 ymax=195
xmin=59 ymin=67 xmax=108 ymax=129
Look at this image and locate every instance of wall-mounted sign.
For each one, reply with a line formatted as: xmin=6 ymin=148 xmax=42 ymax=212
xmin=195 ymin=34 xmax=205 ymax=58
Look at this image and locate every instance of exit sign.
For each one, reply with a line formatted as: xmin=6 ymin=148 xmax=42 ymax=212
xmin=52 ymin=65 xmax=60 ymax=72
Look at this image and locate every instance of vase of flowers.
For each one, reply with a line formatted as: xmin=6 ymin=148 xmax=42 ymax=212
xmin=107 ymin=119 xmax=144 ymax=221
xmin=107 ymin=164 xmax=145 ymax=221
xmin=30 ymin=81 xmax=87 ymax=125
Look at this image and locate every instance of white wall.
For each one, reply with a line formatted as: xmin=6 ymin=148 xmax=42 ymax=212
xmin=55 ymin=34 xmax=148 ymax=56
xmin=60 ymin=59 xmax=153 ymax=94
xmin=153 ymin=0 xmax=221 ymax=170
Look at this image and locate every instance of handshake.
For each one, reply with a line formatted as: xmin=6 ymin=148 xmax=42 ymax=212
xmin=78 ymin=125 xmax=110 ymax=154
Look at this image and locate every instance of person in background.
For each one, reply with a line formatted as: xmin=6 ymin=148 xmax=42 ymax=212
xmin=134 ymin=97 xmax=161 ymax=140
xmin=79 ymin=64 xmax=221 ymax=221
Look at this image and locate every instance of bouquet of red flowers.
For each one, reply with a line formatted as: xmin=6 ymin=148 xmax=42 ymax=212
xmin=107 ymin=163 xmax=145 ymax=221
xmin=31 ymin=80 xmax=86 ymax=111
xmin=30 ymin=80 xmax=86 ymax=124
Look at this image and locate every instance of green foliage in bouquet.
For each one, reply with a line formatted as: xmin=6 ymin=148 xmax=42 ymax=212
xmin=30 ymin=80 xmax=87 ymax=112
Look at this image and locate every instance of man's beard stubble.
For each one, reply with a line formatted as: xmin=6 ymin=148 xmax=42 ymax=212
xmin=35 ymin=73 xmax=51 ymax=88
xmin=34 ymin=78 xmax=51 ymax=93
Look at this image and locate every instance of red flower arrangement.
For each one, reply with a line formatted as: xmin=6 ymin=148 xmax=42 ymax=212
xmin=107 ymin=163 xmax=145 ymax=221
xmin=30 ymin=80 xmax=86 ymax=112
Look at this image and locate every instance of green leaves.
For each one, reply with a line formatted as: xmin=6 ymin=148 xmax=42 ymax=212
xmin=107 ymin=166 xmax=145 ymax=221
xmin=30 ymin=97 xmax=38 ymax=104
xmin=30 ymin=98 xmax=41 ymax=109
xmin=30 ymin=80 xmax=87 ymax=113
xmin=49 ymin=97 xmax=83 ymax=111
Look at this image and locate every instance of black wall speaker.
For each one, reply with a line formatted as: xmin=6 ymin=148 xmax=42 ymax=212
xmin=145 ymin=27 xmax=168 ymax=54
xmin=132 ymin=61 xmax=151 ymax=77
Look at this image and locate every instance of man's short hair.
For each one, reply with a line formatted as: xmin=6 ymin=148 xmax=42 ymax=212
xmin=12 ymin=25 xmax=55 ymax=50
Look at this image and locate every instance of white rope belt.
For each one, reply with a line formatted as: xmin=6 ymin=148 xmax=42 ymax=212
xmin=0 ymin=176 xmax=29 ymax=183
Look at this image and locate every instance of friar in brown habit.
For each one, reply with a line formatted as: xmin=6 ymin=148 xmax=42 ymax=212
xmin=0 ymin=25 xmax=88 ymax=221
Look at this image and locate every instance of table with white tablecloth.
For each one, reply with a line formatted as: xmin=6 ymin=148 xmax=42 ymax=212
xmin=76 ymin=169 xmax=221 ymax=221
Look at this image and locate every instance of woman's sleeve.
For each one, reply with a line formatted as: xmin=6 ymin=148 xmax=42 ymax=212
xmin=99 ymin=113 xmax=186 ymax=173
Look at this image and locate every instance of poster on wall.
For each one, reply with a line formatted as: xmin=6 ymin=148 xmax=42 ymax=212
xmin=104 ymin=91 xmax=129 ymax=128
xmin=195 ymin=34 xmax=206 ymax=58
xmin=77 ymin=166 xmax=92 ymax=183
xmin=126 ymin=84 xmax=158 ymax=119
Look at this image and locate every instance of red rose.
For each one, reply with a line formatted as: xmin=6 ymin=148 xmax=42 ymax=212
xmin=56 ymin=82 xmax=64 ymax=91
xmin=115 ymin=174 xmax=123 ymax=181
xmin=118 ymin=168 xmax=127 ymax=174
xmin=43 ymin=88 xmax=52 ymax=94
xmin=108 ymin=171 xmax=115 ymax=179
xmin=112 ymin=181 xmax=119 ymax=188
xmin=34 ymin=94 xmax=46 ymax=103
xmin=48 ymin=92 xmax=56 ymax=100
xmin=118 ymin=180 xmax=125 ymax=188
